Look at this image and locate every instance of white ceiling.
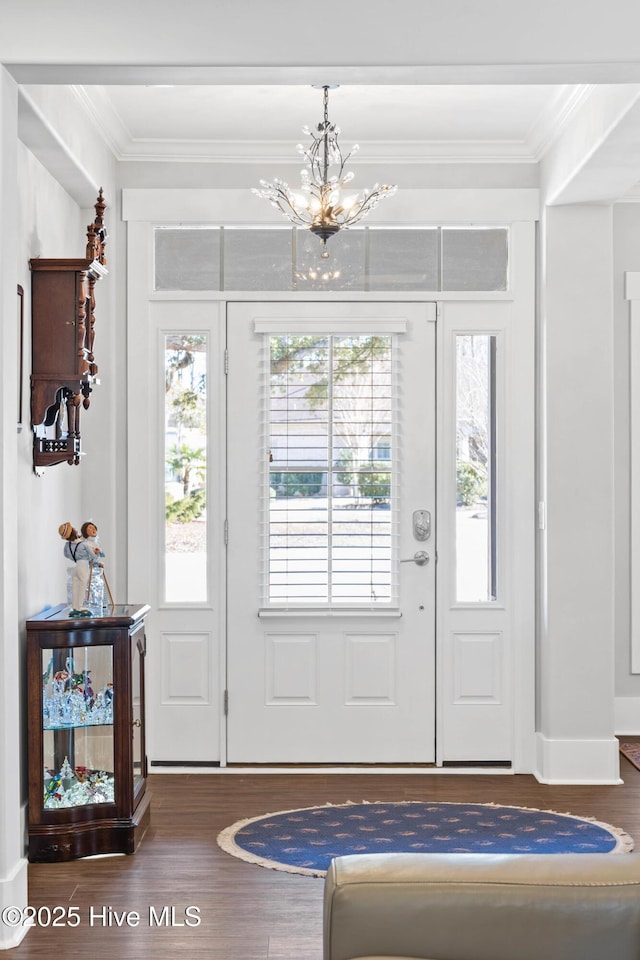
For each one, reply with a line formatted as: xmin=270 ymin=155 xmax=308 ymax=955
xmin=74 ymin=83 xmax=589 ymax=165
xmin=7 ymin=1 xmax=640 ymax=205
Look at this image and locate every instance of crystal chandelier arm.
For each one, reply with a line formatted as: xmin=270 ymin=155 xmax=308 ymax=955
xmin=270 ymin=192 xmax=312 ymax=226
xmin=251 ymin=184 xmax=311 ymax=226
xmin=341 ymin=184 xmax=398 ymax=227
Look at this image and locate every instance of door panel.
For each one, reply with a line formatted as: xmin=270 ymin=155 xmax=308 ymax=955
xmin=437 ymin=300 xmax=528 ymax=763
xmin=226 ymin=302 xmax=436 ymax=762
xmin=127 ymin=298 xmax=225 ymax=764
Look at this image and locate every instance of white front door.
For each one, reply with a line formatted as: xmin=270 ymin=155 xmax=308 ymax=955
xmin=226 ymin=302 xmax=436 ymax=762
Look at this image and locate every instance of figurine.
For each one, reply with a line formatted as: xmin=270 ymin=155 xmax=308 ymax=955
xmin=80 ymin=521 xmax=105 ymax=564
xmin=80 ymin=520 xmax=106 ymax=610
xmin=80 ymin=520 xmax=115 ymax=607
xmin=59 ymin=756 xmax=76 ymax=791
xmin=58 ymin=521 xmax=96 ymax=616
xmin=59 ymin=520 xmax=114 ymax=615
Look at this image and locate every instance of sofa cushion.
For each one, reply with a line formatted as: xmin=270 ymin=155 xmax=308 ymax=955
xmin=323 ymin=853 xmax=640 ymax=960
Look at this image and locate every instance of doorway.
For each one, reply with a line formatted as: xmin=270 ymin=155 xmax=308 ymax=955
xmin=126 ymin=216 xmax=534 ymax=770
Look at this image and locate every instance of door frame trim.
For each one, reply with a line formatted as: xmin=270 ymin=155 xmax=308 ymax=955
xmin=126 ymin=217 xmax=536 ymax=772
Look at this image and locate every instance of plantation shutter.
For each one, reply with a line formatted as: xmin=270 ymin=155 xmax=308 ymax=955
xmin=256 ymin=317 xmax=405 ymax=612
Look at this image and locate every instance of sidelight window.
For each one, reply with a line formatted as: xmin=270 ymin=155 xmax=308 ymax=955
xmin=164 ymin=333 xmax=208 ymax=603
xmin=455 ymin=334 xmax=497 ymax=602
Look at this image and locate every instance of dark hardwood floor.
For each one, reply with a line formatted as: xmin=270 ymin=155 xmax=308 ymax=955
xmin=12 ymin=756 xmax=640 ymax=958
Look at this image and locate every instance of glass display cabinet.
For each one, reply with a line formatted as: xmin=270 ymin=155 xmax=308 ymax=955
xmin=26 ymin=603 xmax=151 ymax=861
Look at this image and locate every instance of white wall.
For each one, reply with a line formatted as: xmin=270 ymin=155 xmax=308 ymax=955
xmin=0 ymin=65 xmax=28 ymax=951
xmin=115 ymin=159 xmax=539 ymax=192
xmin=16 ymin=87 xmax=121 ymax=597
xmin=0 ymin=70 xmax=117 ymax=944
xmin=536 ymin=203 xmax=618 ymax=781
xmin=613 ymin=204 xmax=640 ymax=697
xmin=16 ymin=143 xmax=87 ymax=609
xmin=613 ymin=203 xmax=640 ymax=731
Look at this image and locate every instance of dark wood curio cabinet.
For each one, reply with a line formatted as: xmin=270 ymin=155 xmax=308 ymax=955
xmin=26 ymin=603 xmax=151 ymax=862
xmin=30 ymin=190 xmax=107 ymax=471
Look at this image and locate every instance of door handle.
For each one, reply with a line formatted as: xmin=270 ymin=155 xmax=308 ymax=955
xmin=400 ymin=550 xmax=430 ymax=566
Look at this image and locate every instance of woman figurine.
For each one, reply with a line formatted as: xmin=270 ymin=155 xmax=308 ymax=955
xmin=81 ymin=520 xmax=106 ymax=611
xmin=81 ymin=521 xmax=105 ymax=565
xmin=58 ymin=521 xmax=96 ymax=616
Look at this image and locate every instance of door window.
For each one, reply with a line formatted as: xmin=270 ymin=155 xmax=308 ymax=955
xmin=265 ymin=333 xmax=397 ymax=608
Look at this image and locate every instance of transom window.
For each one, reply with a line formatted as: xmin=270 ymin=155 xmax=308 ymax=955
xmin=154 ymin=226 xmax=509 ymax=292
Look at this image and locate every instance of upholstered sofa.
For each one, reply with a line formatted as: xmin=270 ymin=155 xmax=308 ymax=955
xmin=323 ymin=852 xmax=640 ymax=960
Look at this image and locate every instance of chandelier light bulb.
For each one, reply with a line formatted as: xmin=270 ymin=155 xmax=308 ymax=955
xmin=253 ymin=85 xmax=398 ymax=256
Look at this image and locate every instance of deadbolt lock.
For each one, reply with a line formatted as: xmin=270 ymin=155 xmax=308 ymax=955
xmin=413 ymin=510 xmax=431 ymax=541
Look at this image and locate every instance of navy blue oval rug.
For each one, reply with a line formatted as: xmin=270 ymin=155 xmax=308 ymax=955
xmin=217 ymin=801 xmax=634 ymax=876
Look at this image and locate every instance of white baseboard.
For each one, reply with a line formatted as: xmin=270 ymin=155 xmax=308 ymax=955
xmin=0 ymin=857 xmax=29 ymax=950
xmin=615 ymin=696 xmax=640 ymax=735
xmin=534 ymin=733 xmax=621 ymax=784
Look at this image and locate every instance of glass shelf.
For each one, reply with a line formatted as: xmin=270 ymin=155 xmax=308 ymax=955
xmin=44 ymin=721 xmax=113 ymax=730
xmin=43 ymin=692 xmax=114 ymax=728
xmin=41 ymin=645 xmax=114 ymax=810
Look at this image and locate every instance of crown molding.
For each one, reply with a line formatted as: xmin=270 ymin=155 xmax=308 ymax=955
xmin=71 ymin=84 xmax=132 ymax=159
xmin=111 ymin=138 xmax=540 ymax=164
xmin=526 ymin=84 xmax=593 ymax=160
xmin=56 ymin=83 xmax=609 ymax=171
xmin=70 ymin=84 xmax=551 ymax=165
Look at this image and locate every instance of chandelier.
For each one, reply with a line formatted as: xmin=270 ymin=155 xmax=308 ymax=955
xmin=253 ymin=85 xmax=397 ymax=258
